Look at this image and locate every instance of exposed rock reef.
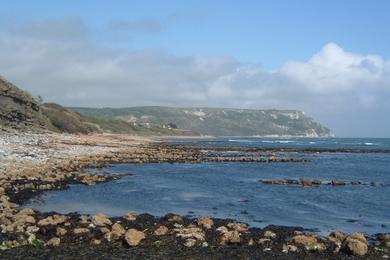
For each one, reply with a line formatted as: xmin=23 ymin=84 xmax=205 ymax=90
xmin=0 ymin=133 xmax=389 ymax=259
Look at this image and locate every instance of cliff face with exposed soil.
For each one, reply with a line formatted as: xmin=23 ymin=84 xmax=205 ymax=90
xmin=0 ymin=76 xmax=52 ymax=131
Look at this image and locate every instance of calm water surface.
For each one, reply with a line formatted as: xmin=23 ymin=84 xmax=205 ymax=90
xmin=25 ymin=138 xmax=390 ymax=234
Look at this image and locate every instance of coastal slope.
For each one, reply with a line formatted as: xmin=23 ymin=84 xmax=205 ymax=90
xmin=71 ymin=106 xmax=333 ymax=137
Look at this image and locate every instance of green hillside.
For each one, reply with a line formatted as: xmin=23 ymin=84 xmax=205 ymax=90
xmin=70 ymin=106 xmax=332 ymax=137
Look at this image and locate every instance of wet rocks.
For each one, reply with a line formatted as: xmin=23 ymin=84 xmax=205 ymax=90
xmin=123 ymin=211 xmax=138 ymax=221
xmin=227 ymin=222 xmax=248 ymax=232
xmin=124 ymin=229 xmax=146 ymax=247
xmin=46 ymin=237 xmax=60 ymax=247
xmin=73 ymin=228 xmax=90 ymax=234
xmin=92 ymin=213 xmax=112 ymax=226
xmin=341 ymin=232 xmax=368 ymax=256
xmin=331 ymin=180 xmax=346 ymax=186
xmin=220 ymin=230 xmax=241 ymax=245
xmin=38 ymin=214 xmax=67 ymax=226
xmin=197 ymin=216 xmax=214 ymax=229
xmin=290 ymin=234 xmax=326 ymax=251
xmin=165 ymin=214 xmax=183 ymax=223
xmin=154 ymin=225 xmax=169 ymax=236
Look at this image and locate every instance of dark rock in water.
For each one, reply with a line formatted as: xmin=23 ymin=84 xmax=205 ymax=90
xmin=331 ymin=180 xmax=346 ymax=186
xmin=286 ymin=179 xmax=300 ymax=185
xmin=351 ymin=181 xmax=361 ymax=185
xmin=312 ymin=179 xmax=322 ymax=185
xmin=371 ymin=181 xmax=380 ymax=186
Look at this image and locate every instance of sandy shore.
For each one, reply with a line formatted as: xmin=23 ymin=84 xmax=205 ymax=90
xmin=0 ymin=132 xmax=389 ymax=259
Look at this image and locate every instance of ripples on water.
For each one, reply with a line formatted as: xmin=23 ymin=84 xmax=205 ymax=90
xmin=25 ymin=138 xmax=390 ymax=234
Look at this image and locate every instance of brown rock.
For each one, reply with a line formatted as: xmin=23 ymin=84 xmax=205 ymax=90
xmin=221 ymin=230 xmax=241 ymax=245
xmin=91 ymin=239 xmax=101 ymax=245
xmin=154 ymin=225 xmax=169 ymax=236
xmin=73 ymin=228 xmax=90 ymax=234
xmin=111 ymin=223 xmax=125 ymax=236
xmin=301 ymin=179 xmax=313 ymax=186
xmin=56 ymin=227 xmax=67 ymax=236
xmin=92 ymin=213 xmax=112 ymax=226
xmin=124 ymin=229 xmax=146 ymax=247
xmin=197 ymin=217 xmax=214 ymax=229
xmin=331 ymin=180 xmax=346 ymax=186
xmin=123 ymin=211 xmax=139 ymax=221
xmin=165 ymin=214 xmax=183 ymax=223
xmin=341 ymin=233 xmax=368 ymax=256
xmin=46 ymin=237 xmax=60 ymax=247
xmin=290 ymin=235 xmax=326 ymax=251
xmin=38 ymin=214 xmax=67 ymax=226
xmin=227 ymin=222 xmax=248 ymax=232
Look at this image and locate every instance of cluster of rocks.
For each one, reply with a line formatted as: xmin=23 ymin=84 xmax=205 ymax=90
xmin=260 ymin=178 xmax=383 ymax=187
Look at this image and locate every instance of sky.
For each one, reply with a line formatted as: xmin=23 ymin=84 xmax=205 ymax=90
xmin=0 ymin=0 xmax=390 ymax=137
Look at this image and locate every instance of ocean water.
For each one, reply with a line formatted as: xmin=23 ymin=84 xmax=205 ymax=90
xmin=25 ymin=138 xmax=390 ymax=234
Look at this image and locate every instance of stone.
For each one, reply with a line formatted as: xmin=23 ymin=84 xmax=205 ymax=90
xmin=56 ymin=227 xmax=67 ymax=236
xmin=91 ymin=239 xmax=101 ymax=245
xmin=111 ymin=223 xmax=125 ymax=237
xmin=123 ymin=212 xmax=139 ymax=221
xmin=154 ymin=225 xmax=169 ymax=236
xmin=165 ymin=214 xmax=183 ymax=223
xmin=331 ymin=180 xmax=346 ymax=186
xmin=312 ymin=179 xmax=322 ymax=185
xmin=184 ymin=238 xmax=197 ymax=247
xmin=258 ymin=238 xmax=271 ymax=244
xmin=92 ymin=213 xmax=112 ymax=226
xmin=263 ymin=230 xmax=277 ymax=239
xmin=216 ymin=226 xmax=229 ymax=234
xmin=73 ymin=228 xmax=90 ymax=234
xmin=46 ymin=237 xmax=60 ymax=247
xmin=221 ymin=230 xmax=241 ymax=245
xmin=341 ymin=233 xmax=368 ymax=256
xmin=290 ymin=235 xmax=326 ymax=251
xmin=227 ymin=222 xmax=248 ymax=232
xmin=125 ymin=229 xmax=146 ymax=247
xmin=38 ymin=215 xmax=67 ymax=226
xmin=174 ymin=226 xmax=205 ymax=241
xmin=197 ymin=217 xmax=214 ymax=229
xmin=100 ymin=227 xmax=110 ymax=234
xmin=301 ymin=179 xmax=313 ymax=186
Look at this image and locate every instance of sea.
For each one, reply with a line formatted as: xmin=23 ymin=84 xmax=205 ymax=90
xmin=25 ymin=137 xmax=390 ymax=235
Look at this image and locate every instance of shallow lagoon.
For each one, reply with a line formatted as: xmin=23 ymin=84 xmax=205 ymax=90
xmin=25 ymin=138 xmax=390 ymax=235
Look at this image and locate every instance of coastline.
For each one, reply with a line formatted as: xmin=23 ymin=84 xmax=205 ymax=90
xmin=0 ymin=132 xmax=389 ymax=259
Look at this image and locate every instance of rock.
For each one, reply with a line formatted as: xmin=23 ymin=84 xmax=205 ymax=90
xmin=227 ymin=222 xmax=248 ymax=232
xmin=92 ymin=213 xmax=112 ymax=226
xmin=263 ymin=230 xmax=277 ymax=239
xmin=216 ymin=226 xmax=229 ymax=234
xmin=286 ymin=179 xmax=300 ymax=185
xmin=341 ymin=233 xmax=368 ymax=256
xmin=174 ymin=226 xmax=205 ymax=241
xmin=165 ymin=214 xmax=183 ymax=223
xmin=301 ymin=179 xmax=313 ymax=186
xmin=331 ymin=180 xmax=346 ymax=186
xmin=46 ymin=237 xmax=60 ymax=247
xmin=197 ymin=217 xmax=214 ymax=229
xmin=351 ymin=181 xmax=362 ymax=185
xmin=38 ymin=215 xmax=67 ymax=226
xmin=184 ymin=238 xmax=197 ymax=247
xmin=124 ymin=229 xmax=146 ymax=247
xmin=221 ymin=230 xmax=241 ymax=245
xmin=17 ymin=208 xmax=35 ymax=216
xmin=258 ymin=238 xmax=271 ymax=244
xmin=290 ymin=235 xmax=326 ymax=251
xmin=100 ymin=227 xmax=110 ymax=234
xmin=79 ymin=215 xmax=90 ymax=224
xmin=312 ymin=179 xmax=322 ymax=185
xmin=73 ymin=228 xmax=90 ymax=234
xmin=56 ymin=227 xmax=67 ymax=236
xmin=91 ymin=239 xmax=101 ymax=245
xmin=123 ymin=211 xmax=138 ymax=221
xmin=154 ymin=225 xmax=169 ymax=236
xmin=111 ymin=223 xmax=125 ymax=237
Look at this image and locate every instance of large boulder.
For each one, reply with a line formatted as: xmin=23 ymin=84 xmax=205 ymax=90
xmin=341 ymin=233 xmax=368 ymax=256
xmin=124 ymin=229 xmax=146 ymax=247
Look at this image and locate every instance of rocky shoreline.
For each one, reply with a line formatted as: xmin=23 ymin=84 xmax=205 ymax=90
xmin=0 ymin=132 xmax=389 ymax=259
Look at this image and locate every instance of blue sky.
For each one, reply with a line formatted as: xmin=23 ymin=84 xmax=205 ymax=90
xmin=1 ymin=1 xmax=390 ymax=137
xmin=2 ymin=0 xmax=389 ymax=68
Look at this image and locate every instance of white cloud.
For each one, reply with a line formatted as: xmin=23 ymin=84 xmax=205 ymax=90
xmin=0 ymin=20 xmax=389 ymax=137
